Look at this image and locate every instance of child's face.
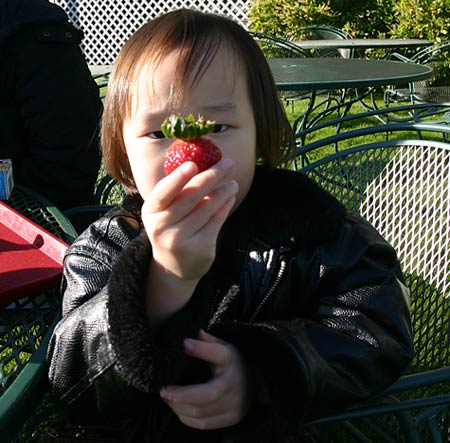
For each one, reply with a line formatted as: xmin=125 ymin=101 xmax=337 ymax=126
xmin=122 ymin=44 xmax=257 ymax=209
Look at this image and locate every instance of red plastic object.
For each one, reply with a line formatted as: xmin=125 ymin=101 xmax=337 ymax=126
xmin=0 ymin=202 xmax=68 ymax=304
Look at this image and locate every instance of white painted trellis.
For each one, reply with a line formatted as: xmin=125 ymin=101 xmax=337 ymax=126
xmin=51 ymin=0 xmax=251 ymax=65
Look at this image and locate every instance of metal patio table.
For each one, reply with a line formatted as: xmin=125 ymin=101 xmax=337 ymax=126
xmin=268 ymin=58 xmax=433 ymax=130
xmin=269 ymin=58 xmax=432 ymax=91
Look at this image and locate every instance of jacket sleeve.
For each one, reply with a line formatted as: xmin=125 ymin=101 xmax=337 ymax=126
xmin=209 ymin=212 xmax=414 ymax=435
xmin=47 ymin=215 xmax=211 ymax=420
xmin=9 ymin=22 xmax=102 ymax=208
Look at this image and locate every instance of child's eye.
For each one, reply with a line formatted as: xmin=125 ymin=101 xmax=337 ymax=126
xmin=147 ymin=130 xmax=165 ymax=139
xmin=212 ymin=124 xmax=229 ymax=134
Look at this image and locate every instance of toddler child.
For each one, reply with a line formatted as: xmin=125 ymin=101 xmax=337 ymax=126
xmin=47 ymin=8 xmax=413 ymax=443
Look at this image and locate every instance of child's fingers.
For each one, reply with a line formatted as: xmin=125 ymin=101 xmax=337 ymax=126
xmin=144 ymin=161 xmax=198 ymax=212
xmin=161 ymin=379 xmax=244 ymax=430
xmin=160 ymin=331 xmax=250 ymax=430
xmin=162 ymin=384 xmax=239 ymax=429
xmin=171 ymin=160 xmax=235 ymax=222
xmin=147 ymin=159 xmax=235 ymax=219
xmin=174 ymin=182 xmax=237 ymax=238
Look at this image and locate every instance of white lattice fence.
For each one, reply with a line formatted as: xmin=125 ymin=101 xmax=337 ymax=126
xmin=51 ymin=0 xmax=251 ymax=65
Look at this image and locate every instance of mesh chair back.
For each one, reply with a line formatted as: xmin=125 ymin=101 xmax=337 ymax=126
xmin=300 ymin=139 xmax=450 ymax=378
xmin=296 ymin=25 xmax=354 ymax=59
xmin=300 ymin=139 xmax=450 ymax=441
xmin=250 ymin=32 xmax=306 ymax=58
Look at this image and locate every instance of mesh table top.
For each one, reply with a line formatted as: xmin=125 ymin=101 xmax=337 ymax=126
xmin=269 ymin=58 xmax=433 ymax=91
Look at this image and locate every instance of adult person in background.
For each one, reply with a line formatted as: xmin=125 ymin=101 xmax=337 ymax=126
xmin=0 ymin=0 xmax=102 ymax=209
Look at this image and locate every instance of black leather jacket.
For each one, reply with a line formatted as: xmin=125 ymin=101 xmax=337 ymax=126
xmin=47 ymin=167 xmax=413 ymax=442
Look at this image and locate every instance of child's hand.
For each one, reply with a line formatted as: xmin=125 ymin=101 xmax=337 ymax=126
xmin=160 ymin=329 xmax=253 ymax=430
xmin=142 ymin=159 xmax=238 ymax=282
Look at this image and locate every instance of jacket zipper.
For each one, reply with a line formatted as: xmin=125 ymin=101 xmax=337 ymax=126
xmin=249 ymin=256 xmax=287 ymax=323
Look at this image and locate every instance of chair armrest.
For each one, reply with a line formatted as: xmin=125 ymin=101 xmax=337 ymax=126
xmin=390 ymin=52 xmax=414 ymax=63
xmin=384 ymin=366 xmax=450 ymax=395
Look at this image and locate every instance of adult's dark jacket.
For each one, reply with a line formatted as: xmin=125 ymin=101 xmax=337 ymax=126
xmin=47 ymin=167 xmax=414 ymax=442
xmin=0 ymin=0 xmax=102 ymax=208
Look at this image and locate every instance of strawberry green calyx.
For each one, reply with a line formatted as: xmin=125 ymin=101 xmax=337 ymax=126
xmin=161 ymin=114 xmax=215 ymax=140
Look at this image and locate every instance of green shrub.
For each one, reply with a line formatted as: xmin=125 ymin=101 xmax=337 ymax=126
xmin=248 ymin=0 xmax=395 ymax=38
xmin=390 ymin=0 xmax=450 ymax=41
xmin=248 ymin=0 xmax=334 ymax=37
xmin=332 ymin=0 xmax=395 ymax=38
xmin=248 ymin=0 xmax=450 ymax=41
xmin=389 ymin=0 xmax=450 ymax=88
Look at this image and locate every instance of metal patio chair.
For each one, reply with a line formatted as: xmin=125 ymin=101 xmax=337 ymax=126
xmin=295 ymin=24 xmax=354 ymax=59
xmin=250 ymin=31 xmax=307 ymax=59
xmin=297 ymin=137 xmax=450 ymax=442
xmin=385 ymin=41 xmax=450 ymax=105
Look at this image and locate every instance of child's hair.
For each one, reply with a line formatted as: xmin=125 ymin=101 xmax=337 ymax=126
xmin=102 ymin=8 xmax=296 ymax=192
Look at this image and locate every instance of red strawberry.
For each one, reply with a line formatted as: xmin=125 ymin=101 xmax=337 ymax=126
xmin=162 ymin=114 xmax=222 ymax=176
